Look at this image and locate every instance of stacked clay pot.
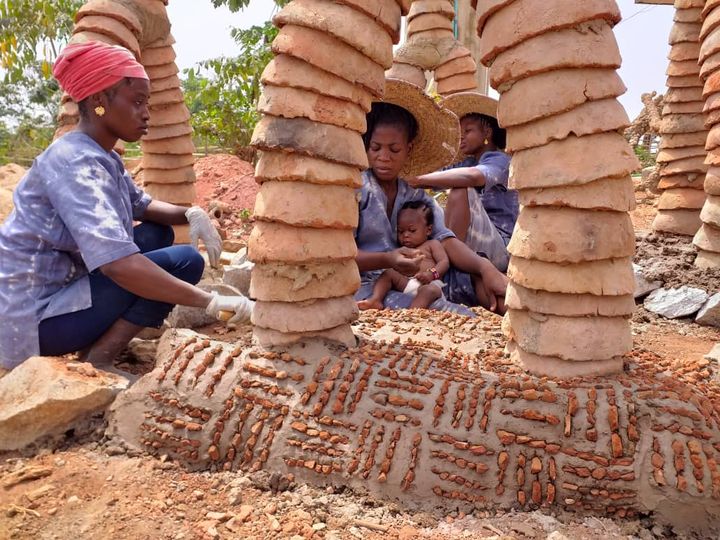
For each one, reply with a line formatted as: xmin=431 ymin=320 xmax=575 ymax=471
xmin=475 ymin=0 xmax=639 ymax=378
xmin=139 ymin=34 xmax=196 ymax=243
xmin=652 ymin=0 xmax=708 ymax=236
xmin=58 ymin=0 xmax=195 ymax=243
xmin=694 ymin=0 xmax=720 ymax=267
xmin=248 ymin=0 xmax=404 ymax=347
xmin=388 ymin=0 xmax=478 ymax=97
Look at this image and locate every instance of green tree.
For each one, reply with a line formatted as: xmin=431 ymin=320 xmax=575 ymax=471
xmin=183 ymin=22 xmax=277 ymax=156
xmin=0 ymin=0 xmax=83 ymax=82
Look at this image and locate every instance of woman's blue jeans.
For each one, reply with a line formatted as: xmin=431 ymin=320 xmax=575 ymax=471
xmin=38 ymin=223 xmax=204 ymax=356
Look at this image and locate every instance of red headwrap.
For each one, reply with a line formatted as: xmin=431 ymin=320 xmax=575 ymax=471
xmin=53 ymin=41 xmax=148 ymax=103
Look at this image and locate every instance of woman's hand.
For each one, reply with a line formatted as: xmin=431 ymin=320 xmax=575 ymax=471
xmin=205 ymin=292 xmax=254 ymax=324
xmin=481 ymin=266 xmax=508 ymax=313
xmin=185 ymin=206 xmax=223 ymax=268
xmin=391 ymin=247 xmax=423 ymax=276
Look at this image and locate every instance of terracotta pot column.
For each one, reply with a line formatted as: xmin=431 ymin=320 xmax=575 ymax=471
xmin=652 ymin=0 xmax=708 ymax=237
xmin=248 ymin=0 xmax=403 ymax=347
xmin=388 ymin=0 xmax=479 ymax=96
xmin=138 ymin=32 xmax=196 ymax=244
xmin=694 ymin=0 xmax=720 ymax=267
xmin=475 ymin=0 xmax=639 ymax=377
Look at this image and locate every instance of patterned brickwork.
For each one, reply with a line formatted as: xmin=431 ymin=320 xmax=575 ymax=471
xmin=110 ymin=321 xmax=720 ymax=528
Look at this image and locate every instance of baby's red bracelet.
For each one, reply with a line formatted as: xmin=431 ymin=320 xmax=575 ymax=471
xmin=430 ymin=267 xmax=440 ymax=280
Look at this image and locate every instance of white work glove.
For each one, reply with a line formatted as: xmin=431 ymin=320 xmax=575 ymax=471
xmin=205 ymin=291 xmax=254 ymax=324
xmin=185 ymin=206 xmax=223 ymax=268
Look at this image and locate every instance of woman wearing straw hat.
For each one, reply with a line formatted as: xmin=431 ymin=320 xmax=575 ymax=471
xmin=0 ymin=41 xmax=253 ymax=379
xmin=405 ymin=92 xmax=518 ymax=272
xmin=355 ymin=79 xmax=508 ymax=314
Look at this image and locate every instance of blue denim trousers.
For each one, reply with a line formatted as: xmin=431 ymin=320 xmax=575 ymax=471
xmin=38 ymin=223 xmax=204 ymax=356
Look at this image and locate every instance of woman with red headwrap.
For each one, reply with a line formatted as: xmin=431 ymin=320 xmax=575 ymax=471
xmin=0 ymin=41 xmax=252 ymax=379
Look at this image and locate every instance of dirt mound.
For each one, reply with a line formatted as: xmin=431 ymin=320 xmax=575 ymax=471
xmin=193 ymin=154 xmax=257 ymax=213
xmin=0 ymin=163 xmax=26 ymax=190
xmin=635 ymin=231 xmax=720 ymax=291
xmin=0 ymin=163 xmax=25 ymax=222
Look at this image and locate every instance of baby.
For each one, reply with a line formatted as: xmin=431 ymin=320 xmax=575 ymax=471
xmin=359 ymin=201 xmax=449 ymax=310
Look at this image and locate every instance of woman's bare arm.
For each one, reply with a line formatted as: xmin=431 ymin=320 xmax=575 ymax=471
xmin=406 ymin=167 xmax=486 ymax=190
xmin=141 ymin=200 xmax=190 ymax=226
xmin=100 ymin=253 xmax=211 ymax=307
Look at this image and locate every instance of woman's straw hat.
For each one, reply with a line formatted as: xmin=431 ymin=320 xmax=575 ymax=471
xmin=377 ymin=78 xmax=460 ymax=177
xmin=442 ymin=91 xmax=499 ymax=121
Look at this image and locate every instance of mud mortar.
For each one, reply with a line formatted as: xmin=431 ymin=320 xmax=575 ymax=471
xmin=109 ymin=310 xmax=720 ymax=534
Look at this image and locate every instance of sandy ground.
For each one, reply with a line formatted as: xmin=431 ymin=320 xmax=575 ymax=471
xmin=1 ymin=308 xmax=717 ymax=540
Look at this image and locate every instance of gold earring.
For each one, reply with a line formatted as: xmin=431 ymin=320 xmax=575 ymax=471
xmin=483 ymin=138 xmax=489 ymax=145
xmin=94 ymin=106 xmax=105 ymax=117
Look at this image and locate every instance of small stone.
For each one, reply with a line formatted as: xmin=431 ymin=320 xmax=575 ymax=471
xmin=227 ymin=487 xmax=242 ymax=506
xmin=312 ymin=522 xmax=327 ymax=531
xmin=205 ymin=523 xmax=220 ymax=540
xmin=633 ymin=264 xmax=661 ymax=299
xmin=206 ymin=511 xmax=228 ymax=521
xmin=546 ymin=532 xmax=570 ymax=540
xmin=66 ymin=495 xmax=80 ymax=506
xmin=222 ymin=262 xmax=254 ymax=297
xmin=105 ymin=445 xmax=125 ymax=456
xmin=705 ymin=344 xmax=720 ymax=363
xmin=47 ymin=507 xmax=58 ymax=516
xmin=696 ymin=293 xmax=720 ymax=327
xmin=264 ymin=502 xmax=277 ymax=515
xmin=398 ymin=526 xmax=420 ymax=540
xmin=644 ymin=286 xmax=709 ymax=319
xmin=512 ymin=523 xmax=536 ymax=537
xmin=192 ymin=490 xmax=204 ymax=500
xmin=237 ymin=504 xmax=253 ymax=522
xmin=26 ymin=484 xmax=56 ymax=502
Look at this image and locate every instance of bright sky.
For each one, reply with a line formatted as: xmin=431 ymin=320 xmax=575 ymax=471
xmin=167 ymin=0 xmax=674 ymax=120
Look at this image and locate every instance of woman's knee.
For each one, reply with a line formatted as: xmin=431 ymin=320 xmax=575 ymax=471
xmin=175 ymin=246 xmax=205 ymax=285
xmin=147 ymin=245 xmax=205 ymax=285
xmin=134 ymin=222 xmax=175 ymax=252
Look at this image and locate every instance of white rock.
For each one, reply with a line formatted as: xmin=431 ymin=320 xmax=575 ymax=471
xmin=705 ymin=343 xmax=720 ymax=362
xmin=230 ymin=247 xmax=249 ymax=266
xmin=0 ymin=357 xmax=127 ymax=451
xmin=633 ymin=263 xmax=662 ymax=299
xmin=696 ymin=293 xmax=720 ymax=327
xmin=644 ymin=286 xmax=710 ymax=319
xmin=222 ymin=261 xmax=254 ymax=297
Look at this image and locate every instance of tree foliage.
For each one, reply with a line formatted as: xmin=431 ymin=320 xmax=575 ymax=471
xmin=211 ymin=0 xmax=289 ymax=12
xmin=0 ymin=0 xmax=83 ymax=82
xmin=182 ymin=1 xmax=290 ymax=155
xmin=182 ymin=22 xmax=277 ymax=155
